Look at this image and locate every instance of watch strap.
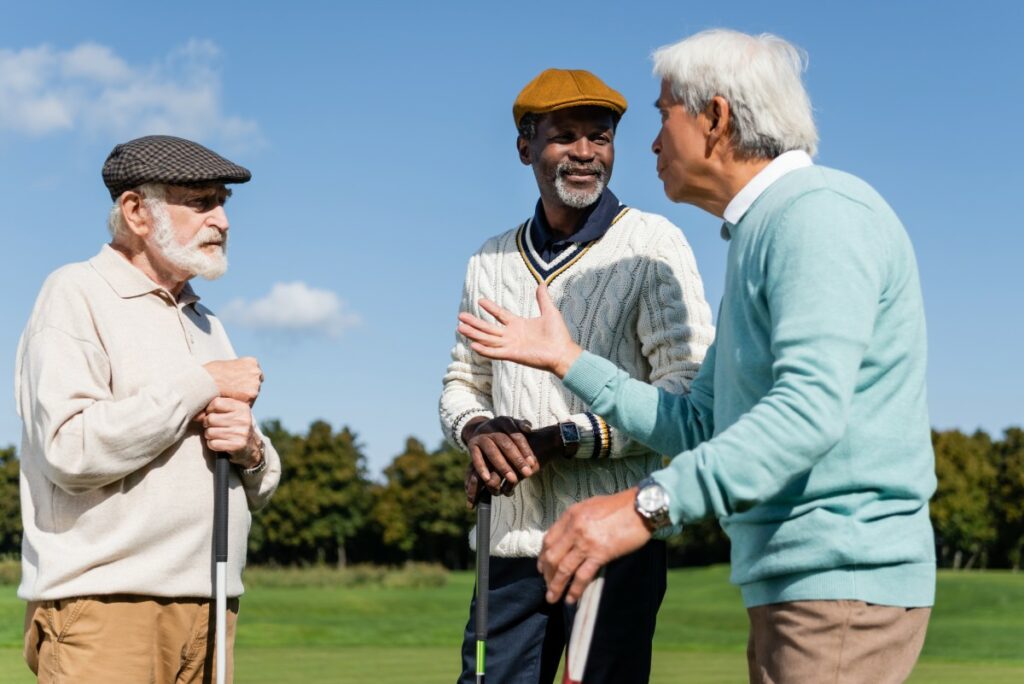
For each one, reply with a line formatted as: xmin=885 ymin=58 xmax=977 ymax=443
xmin=241 ymin=439 xmax=268 ymax=476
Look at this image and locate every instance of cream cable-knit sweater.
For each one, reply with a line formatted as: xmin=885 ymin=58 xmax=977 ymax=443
xmin=440 ymin=208 xmax=714 ymax=557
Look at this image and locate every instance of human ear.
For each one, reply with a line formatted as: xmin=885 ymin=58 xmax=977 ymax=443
xmin=706 ymin=96 xmax=731 ymax=150
xmin=120 ymin=191 xmax=151 ymax=239
xmin=517 ymin=136 xmax=532 ymax=166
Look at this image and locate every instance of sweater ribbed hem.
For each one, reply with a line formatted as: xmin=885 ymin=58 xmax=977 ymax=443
xmin=468 ymin=526 xmax=543 ymax=558
xmin=739 ymin=562 xmax=936 ymax=608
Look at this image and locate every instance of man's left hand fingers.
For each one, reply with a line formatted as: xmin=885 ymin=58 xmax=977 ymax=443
xmin=544 ymin=547 xmax=585 ymax=604
xmin=204 ymin=410 xmax=249 ymax=428
xmin=508 ymin=431 xmax=538 ymax=472
xmin=538 ymin=514 xmax=575 ymax=581
xmin=465 ymin=469 xmax=482 ymax=509
xmin=564 ymin=558 xmax=603 ymax=605
xmin=207 ymin=438 xmax=246 ymax=453
xmin=204 ymin=426 xmax=249 ymax=441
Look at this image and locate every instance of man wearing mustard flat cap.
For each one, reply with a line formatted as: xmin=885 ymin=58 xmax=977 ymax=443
xmin=458 ymin=30 xmax=938 ymax=684
xmin=441 ymin=69 xmax=713 ymax=683
xmin=17 ymin=135 xmax=281 ymax=682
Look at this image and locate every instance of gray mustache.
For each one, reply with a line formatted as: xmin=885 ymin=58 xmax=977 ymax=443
xmin=557 ymin=161 xmax=606 ymax=178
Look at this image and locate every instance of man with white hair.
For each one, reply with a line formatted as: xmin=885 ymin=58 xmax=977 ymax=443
xmin=17 ymin=135 xmax=281 ymax=682
xmin=441 ymin=68 xmax=713 ymax=683
xmin=458 ymin=31 xmax=935 ymax=683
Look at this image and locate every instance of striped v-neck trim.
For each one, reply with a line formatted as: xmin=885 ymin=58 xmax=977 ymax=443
xmin=516 ymin=206 xmax=630 ymax=284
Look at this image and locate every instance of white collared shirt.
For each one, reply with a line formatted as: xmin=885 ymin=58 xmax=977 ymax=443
xmin=722 ymin=150 xmax=814 ymax=226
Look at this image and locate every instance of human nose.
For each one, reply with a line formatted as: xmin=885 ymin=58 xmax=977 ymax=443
xmin=208 ymin=205 xmax=229 ymax=232
xmin=651 ymin=128 xmax=662 ymax=156
xmin=568 ymin=137 xmax=595 ymax=161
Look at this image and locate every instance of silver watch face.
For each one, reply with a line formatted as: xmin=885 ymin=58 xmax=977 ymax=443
xmin=637 ymin=482 xmax=668 ymax=514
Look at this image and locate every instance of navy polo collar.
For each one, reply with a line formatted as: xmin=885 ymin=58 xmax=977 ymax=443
xmin=529 ymin=188 xmax=622 ymax=261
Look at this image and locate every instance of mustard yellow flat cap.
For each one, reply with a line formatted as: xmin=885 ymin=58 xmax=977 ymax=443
xmin=513 ymin=68 xmax=628 ymax=127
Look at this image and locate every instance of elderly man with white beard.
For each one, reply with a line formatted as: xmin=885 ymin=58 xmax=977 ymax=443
xmin=441 ymin=69 xmax=713 ymax=684
xmin=16 ymin=135 xmax=281 ymax=683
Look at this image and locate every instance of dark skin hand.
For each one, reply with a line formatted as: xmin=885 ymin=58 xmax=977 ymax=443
xmin=462 ymin=416 xmax=566 ymax=508
xmin=459 ymin=107 xmax=618 ymax=508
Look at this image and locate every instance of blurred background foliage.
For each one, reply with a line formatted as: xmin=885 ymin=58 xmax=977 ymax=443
xmin=1 ymin=424 xmax=1022 ymax=571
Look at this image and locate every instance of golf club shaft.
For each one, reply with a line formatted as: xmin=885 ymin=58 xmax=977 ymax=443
xmin=563 ymin=568 xmax=607 ymax=684
xmin=214 ymin=453 xmax=229 ymax=683
xmin=475 ymin=490 xmax=492 ymax=684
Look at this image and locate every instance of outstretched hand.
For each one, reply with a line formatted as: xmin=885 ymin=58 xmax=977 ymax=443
xmin=457 ymin=283 xmax=582 ymax=378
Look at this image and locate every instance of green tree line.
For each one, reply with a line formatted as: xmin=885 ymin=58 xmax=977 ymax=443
xmin=1 ymin=425 xmax=1022 ymax=570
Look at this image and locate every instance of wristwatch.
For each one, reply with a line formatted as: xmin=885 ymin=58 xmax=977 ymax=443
xmin=634 ymin=477 xmax=671 ymax=532
xmin=558 ymin=421 xmax=581 ymax=459
xmin=242 ymin=439 xmax=267 ymax=476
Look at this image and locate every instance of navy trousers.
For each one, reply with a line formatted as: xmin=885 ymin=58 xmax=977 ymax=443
xmin=458 ymin=540 xmax=667 ymax=684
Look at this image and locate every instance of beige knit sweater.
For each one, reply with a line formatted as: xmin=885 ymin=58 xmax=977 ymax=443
xmin=440 ymin=208 xmax=714 ymax=557
xmin=15 ymin=245 xmax=280 ymax=601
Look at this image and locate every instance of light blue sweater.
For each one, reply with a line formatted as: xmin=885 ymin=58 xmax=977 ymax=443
xmin=563 ymin=165 xmax=936 ymax=608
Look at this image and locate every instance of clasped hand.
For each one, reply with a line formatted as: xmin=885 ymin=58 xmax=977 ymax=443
xmin=197 ymin=397 xmax=261 ymax=468
xmin=463 ymin=416 xmax=537 ymax=505
xmin=198 ymin=357 xmax=264 ymax=468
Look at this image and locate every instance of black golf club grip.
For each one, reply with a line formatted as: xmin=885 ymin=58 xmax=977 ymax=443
xmin=475 ymin=490 xmax=492 ymax=641
xmin=214 ymin=454 xmax=230 ymax=563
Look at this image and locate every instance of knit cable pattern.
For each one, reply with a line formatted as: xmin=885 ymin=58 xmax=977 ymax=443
xmin=440 ymin=209 xmax=714 ymax=557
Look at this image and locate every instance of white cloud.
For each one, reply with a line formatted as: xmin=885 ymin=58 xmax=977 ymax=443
xmin=61 ymin=43 xmax=132 ymax=82
xmin=221 ymin=282 xmax=360 ymax=338
xmin=0 ymin=40 xmax=261 ymax=149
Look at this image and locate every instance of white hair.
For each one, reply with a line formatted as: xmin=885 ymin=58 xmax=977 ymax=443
xmin=106 ymin=182 xmax=227 ymax=280
xmin=149 ymin=200 xmax=228 ymax=280
xmin=652 ymin=29 xmax=818 ymax=159
xmin=106 ymin=183 xmax=167 ymax=241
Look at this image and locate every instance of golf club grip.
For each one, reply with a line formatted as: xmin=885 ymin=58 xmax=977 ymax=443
xmin=475 ymin=490 xmax=492 ymax=640
xmin=214 ymin=454 xmax=229 ymax=562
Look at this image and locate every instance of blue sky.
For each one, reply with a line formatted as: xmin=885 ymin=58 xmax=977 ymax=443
xmin=1 ymin=1 xmax=1020 ymax=475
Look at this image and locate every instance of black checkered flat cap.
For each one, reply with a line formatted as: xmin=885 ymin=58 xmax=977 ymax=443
xmin=102 ymin=135 xmax=252 ymax=200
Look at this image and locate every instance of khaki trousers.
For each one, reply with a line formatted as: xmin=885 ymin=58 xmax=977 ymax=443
xmin=746 ymin=600 xmax=931 ymax=684
xmin=24 ymin=595 xmax=239 ymax=684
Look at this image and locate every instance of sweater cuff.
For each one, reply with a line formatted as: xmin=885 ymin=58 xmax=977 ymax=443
xmin=168 ymin=364 xmax=220 ymax=418
xmin=650 ymin=451 xmax=710 ymax=526
xmin=565 ymin=413 xmax=611 ymax=459
xmin=451 ymin=408 xmax=495 ymax=451
xmin=562 ymin=351 xmax=620 ymax=406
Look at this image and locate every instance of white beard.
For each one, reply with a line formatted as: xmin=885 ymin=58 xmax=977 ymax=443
xmin=148 ymin=201 xmax=228 ymax=280
xmin=553 ymin=160 xmax=607 ymax=209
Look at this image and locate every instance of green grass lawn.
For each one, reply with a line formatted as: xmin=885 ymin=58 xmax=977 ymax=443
xmin=2 ymin=566 xmax=1022 ymax=682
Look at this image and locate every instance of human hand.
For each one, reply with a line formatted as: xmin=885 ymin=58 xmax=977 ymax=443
xmin=463 ymin=416 xmax=537 ymax=506
xmin=538 ymin=488 xmax=651 ymax=604
xmin=203 ymin=357 xmax=263 ymax=405
xmin=457 ymin=283 xmax=582 ymax=378
xmin=200 ymin=397 xmax=263 ymax=469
